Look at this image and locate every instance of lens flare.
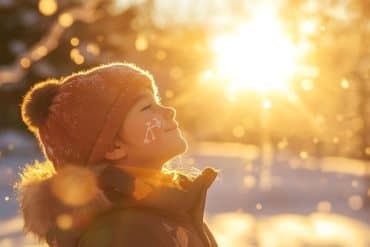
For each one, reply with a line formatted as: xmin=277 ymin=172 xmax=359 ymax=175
xmin=50 ymin=166 xmax=98 ymax=206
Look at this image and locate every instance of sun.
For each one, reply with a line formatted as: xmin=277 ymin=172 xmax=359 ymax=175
xmin=211 ymin=8 xmax=300 ymax=96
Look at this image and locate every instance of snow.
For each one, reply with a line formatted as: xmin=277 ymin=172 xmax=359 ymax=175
xmin=0 ymin=131 xmax=369 ymax=246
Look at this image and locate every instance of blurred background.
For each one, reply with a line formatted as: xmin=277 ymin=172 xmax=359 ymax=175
xmin=0 ymin=0 xmax=369 ymax=246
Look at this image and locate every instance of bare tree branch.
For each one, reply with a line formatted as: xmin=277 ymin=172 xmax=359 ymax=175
xmin=0 ymin=0 xmax=106 ymax=86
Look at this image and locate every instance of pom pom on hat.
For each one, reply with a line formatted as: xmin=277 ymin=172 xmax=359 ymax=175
xmin=21 ymin=80 xmax=60 ymax=132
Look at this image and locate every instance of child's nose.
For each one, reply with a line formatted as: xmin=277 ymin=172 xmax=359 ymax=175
xmin=161 ymin=105 xmax=176 ymax=120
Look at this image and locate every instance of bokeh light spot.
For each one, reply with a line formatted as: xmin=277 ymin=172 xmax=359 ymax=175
xmin=70 ymin=48 xmax=84 ymax=65
xmin=86 ymin=42 xmax=100 ymax=55
xmin=170 ymin=66 xmax=183 ymax=80
xmin=20 ymin=57 xmax=31 ymax=69
xmin=243 ymin=175 xmax=256 ymax=189
xmin=50 ymin=166 xmax=98 ymax=207
xmin=300 ymin=151 xmax=309 ymax=160
xmin=38 ymin=0 xmax=57 ymax=16
xmin=56 ymin=213 xmax=73 ymax=230
xmin=165 ymin=89 xmax=174 ymax=99
xmin=135 ymin=34 xmax=148 ymax=51
xmin=348 ymin=195 xmax=363 ymax=211
xmin=364 ymin=147 xmax=370 ymax=156
xmin=156 ymin=50 xmax=167 ymax=60
xmin=70 ymin=37 xmax=80 ymax=47
xmin=341 ymin=79 xmax=350 ymax=89
xmin=317 ymin=201 xmax=332 ymax=213
xmin=277 ymin=139 xmax=288 ymax=150
xmin=59 ymin=13 xmax=74 ymax=27
xmin=232 ymin=125 xmax=245 ymax=138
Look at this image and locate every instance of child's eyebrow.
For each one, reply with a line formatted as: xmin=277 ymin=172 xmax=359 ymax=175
xmin=136 ymin=94 xmax=152 ymax=101
xmin=136 ymin=94 xmax=157 ymax=105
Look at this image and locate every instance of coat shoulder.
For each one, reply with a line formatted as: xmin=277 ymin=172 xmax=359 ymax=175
xmin=78 ymin=207 xmax=173 ymax=247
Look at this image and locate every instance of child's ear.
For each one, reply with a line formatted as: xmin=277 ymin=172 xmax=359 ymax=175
xmin=104 ymin=139 xmax=128 ymax=161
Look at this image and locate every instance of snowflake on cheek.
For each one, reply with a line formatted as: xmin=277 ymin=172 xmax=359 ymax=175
xmin=143 ymin=117 xmax=162 ymax=144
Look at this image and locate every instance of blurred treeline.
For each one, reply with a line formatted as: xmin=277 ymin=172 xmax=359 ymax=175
xmin=0 ymin=0 xmax=369 ymax=159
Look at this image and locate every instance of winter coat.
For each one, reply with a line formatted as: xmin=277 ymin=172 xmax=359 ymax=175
xmin=16 ymin=162 xmax=218 ymax=247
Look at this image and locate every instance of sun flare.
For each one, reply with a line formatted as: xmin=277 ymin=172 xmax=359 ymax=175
xmin=211 ymin=8 xmax=300 ymax=95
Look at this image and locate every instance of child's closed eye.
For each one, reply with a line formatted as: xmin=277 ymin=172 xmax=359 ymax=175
xmin=141 ymin=104 xmax=152 ymax=111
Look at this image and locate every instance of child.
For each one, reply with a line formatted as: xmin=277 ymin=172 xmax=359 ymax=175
xmin=15 ymin=63 xmax=218 ymax=247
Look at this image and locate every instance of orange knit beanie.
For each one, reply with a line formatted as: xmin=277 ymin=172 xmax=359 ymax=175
xmin=21 ymin=63 xmax=156 ymax=170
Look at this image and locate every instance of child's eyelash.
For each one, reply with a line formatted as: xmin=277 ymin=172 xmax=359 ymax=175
xmin=141 ymin=104 xmax=152 ymax=111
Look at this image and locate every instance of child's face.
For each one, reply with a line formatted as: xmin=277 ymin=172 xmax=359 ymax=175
xmin=107 ymin=88 xmax=187 ymax=168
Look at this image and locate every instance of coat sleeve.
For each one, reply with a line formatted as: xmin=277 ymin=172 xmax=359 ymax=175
xmin=203 ymin=222 xmax=218 ymax=247
xmin=78 ymin=209 xmax=168 ymax=247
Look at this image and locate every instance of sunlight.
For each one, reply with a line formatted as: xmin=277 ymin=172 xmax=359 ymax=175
xmin=211 ymin=7 xmax=300 ymax=96
xmin=208 ymin=212 xmax=370 ymax=247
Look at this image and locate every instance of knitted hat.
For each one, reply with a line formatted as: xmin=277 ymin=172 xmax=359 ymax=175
xmin=21 ymin=63 xmax=157 ymax=170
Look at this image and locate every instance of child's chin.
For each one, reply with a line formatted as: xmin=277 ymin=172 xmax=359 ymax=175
xmin=177 ymin=135 xmax=188 ymax=151
xmin=168 ymin=139 xmax=188 ymax=157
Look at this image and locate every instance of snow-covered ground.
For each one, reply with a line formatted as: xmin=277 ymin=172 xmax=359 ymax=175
xmin=0 ymin=129 xmax=369 ymax=246
xmin=189 ymin=142 xmax=370 ymax=246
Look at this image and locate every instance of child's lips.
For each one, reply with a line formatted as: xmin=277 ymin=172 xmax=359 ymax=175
xmin=165 ymin=122 xmax=178 ymax=132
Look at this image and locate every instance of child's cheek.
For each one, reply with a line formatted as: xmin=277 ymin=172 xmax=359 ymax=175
xmin=143 ymin=117 xmax=163 ymax=144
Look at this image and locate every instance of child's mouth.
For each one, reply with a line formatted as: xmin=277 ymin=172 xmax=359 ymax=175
xmin=165 ymin=123 xmax=178 ymax=132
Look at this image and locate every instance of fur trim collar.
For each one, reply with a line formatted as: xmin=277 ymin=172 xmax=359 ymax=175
xmin=14 ymin=161 xmax=217 ymax=242
xmin=14 ymin=162 xmax=111 ymax=240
